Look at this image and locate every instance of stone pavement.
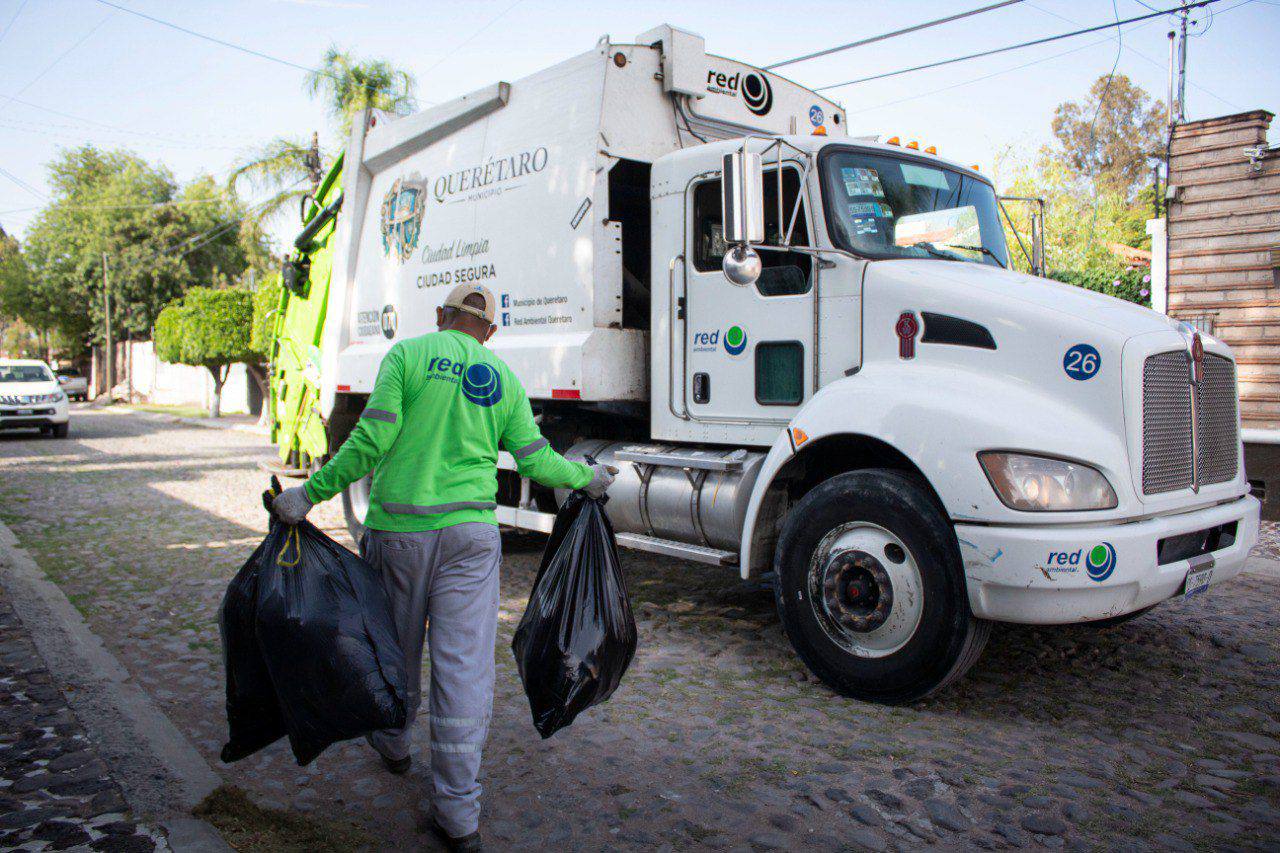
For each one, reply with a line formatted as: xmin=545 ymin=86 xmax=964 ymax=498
xmin=1 ymin=407 xmax=1278 ymax=851
xmin=0 ymin=583 xmax=166 ymax=851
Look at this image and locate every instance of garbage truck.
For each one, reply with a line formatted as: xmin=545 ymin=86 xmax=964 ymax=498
xmin=267 ymin=24 xmax=1261 ymax=703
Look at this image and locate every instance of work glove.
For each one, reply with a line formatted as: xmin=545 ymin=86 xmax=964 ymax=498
xmin=583 ymin=463 xmax=619 ymax=499
xmin=272 ymin=484 xmax=314 ymax=525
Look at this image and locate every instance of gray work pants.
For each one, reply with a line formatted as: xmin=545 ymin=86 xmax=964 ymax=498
xmin=360 ymin=522 xmax=502 ymax=837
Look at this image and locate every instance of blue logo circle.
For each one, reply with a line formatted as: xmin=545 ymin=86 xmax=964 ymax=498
xmin=1063 ymin=344 xmax=1101 ymax=381
xmin=461 ymin=363 xmax=502 ymax=407
xmin=809 ymin=105 xmax=824 ymax=127
xmin=1086 ymin=542 xmax=1116 ymax=582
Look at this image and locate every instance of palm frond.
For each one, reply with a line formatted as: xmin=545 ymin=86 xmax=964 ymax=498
xmin=227 ymin=137 xmax=317 ymax=198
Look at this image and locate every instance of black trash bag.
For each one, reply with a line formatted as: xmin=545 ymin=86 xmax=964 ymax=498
xmin=219 ymin=482 xmax=408 ymax=765
xmin=512 ymin=491 xmax=637 ymax=738
xmin=218 ymin=535 xmax=287 ymax=763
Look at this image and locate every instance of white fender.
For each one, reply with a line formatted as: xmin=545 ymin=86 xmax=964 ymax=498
xmin=736 ymin=361 xmax=1132 ymax=578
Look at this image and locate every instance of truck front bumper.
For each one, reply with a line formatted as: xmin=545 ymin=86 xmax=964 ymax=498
xmin=957 ymin=494 xmax=1261 ymax=624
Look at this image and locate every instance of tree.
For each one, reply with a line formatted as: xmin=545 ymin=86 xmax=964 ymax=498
xmin=1051 ymin=74 xmax=1166 ymax=198
xmin=0 ymin=318 xmax=43 ymax=359
xmin=228 ymin=46 xmax=416 ymax=227
xmin=250 ymin=272 xmax=283 ymax=359
xmin=20 ymin=147 xmax=271 ymax=355
xmin=305 ymin=46 xmax=417 ymax=135
xmin=154 ymin=287 xmax=256 ymax=417
xmin=247 ymin=273 xmax=283 ymax=425
xmin=996 ymin=145 xmax=1153 ymax=307
xmin=226 ymin=133 xmax=325 ymax=226
xmin=0 ymin=227 xmax=48 ymax=355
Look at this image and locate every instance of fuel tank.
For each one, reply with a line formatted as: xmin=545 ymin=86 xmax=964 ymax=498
xmin=562 ymin=441 xmax=767 ymax=551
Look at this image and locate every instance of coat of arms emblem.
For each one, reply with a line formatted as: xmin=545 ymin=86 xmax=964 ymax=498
xmin=379 ymin=177 xmax=425 ymax=261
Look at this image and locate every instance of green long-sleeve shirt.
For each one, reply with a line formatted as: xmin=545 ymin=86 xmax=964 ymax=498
xmin=305 ymin=329 xmax=592 ymax=532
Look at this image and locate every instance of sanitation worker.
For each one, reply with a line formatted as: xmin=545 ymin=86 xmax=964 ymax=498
xmin=270 ymin=283 xmax=616 ymax=852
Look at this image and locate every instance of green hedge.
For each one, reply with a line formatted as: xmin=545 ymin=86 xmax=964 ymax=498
xmin=1048 ymin=267 xmax=1152 ymax=308
xmin=154 ymin=287 xmax=256 ymax=369
xmin=250 ymin=273 xmax=282 ymax=359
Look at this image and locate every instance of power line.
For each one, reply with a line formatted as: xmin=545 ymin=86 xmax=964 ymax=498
xmin=765 ymin=1 xmax=1026 ymax=70
xmin=0 ymin=116 xmax=247 ymax=151
xmin=847 ymin=19 xmax=1156 ymax=115
xmin=0 ymin=165 xmax=45 ymax=200
xmin=1083 ymin=0 xmax=1126 ymax=250
xmin=419 ymin=0 xmax=524 ymax=78
xmin=814 ymin=0 xmax=1220 ymax=90
xmin=0 ymin=13 xmax=113 ymax=117
xmin=0 ymin=196 xmax=232 ymax=217
xmin=0 ymin=0 xmax=30 ymax=49
xmin=165 ymin=180 xmax=307 ymax=261
xmin=1029 ymin=0 xmax=1245 ymax=109
xmin=2 ymin=95 xmax=260 ymax=145
xmin=89 ymin=0 xmax=318 ymax=75
xmin=89 ymin=0 xmax=438 ymax=106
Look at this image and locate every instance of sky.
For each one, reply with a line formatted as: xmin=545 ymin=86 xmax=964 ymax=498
xmin=1 ymin=0 xmax=1277 ymax=248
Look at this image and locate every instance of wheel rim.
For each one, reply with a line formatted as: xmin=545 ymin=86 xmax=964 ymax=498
xmin=806 ymin=521 xmax=924 ymax=658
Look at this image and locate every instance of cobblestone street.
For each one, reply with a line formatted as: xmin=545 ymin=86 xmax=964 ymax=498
xmin=0 ymin=583 xmax=165 ymax=851
xmin=1 ymin=408 xmax=1278 ymax=851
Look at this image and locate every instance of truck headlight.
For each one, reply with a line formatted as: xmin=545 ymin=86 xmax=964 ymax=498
xmin=978 ymin=452 xmax=1117 ymax=512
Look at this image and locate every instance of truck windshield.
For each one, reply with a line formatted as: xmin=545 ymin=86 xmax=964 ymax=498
xmin=820 ymin=148 xmax=1010 ymax=268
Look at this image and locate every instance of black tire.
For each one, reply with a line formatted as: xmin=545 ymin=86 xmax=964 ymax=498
xmin=341 ymin=474 xmax=372 ymax=543
xmin=52 ymin=423 xmax=69 ymax=438
xmin=774 ymin=469 xmax=989 ymax=704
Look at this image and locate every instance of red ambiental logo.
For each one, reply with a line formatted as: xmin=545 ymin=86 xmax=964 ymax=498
xmin=1190 ymin=332 xmax=1204 ymax=385
xmin=896 ymin=311 xmax=920 ymax=359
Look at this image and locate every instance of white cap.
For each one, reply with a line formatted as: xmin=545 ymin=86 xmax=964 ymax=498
xmin=442 ymin=283 xmax=496 ymax=323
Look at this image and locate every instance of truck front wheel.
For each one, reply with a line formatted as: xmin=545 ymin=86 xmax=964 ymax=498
xmin=774 ymin=470 xmax=989 ymax=704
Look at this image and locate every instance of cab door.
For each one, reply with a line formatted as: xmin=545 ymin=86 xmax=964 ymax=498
xmin=682 ymin=166 xmax=816 ymax=429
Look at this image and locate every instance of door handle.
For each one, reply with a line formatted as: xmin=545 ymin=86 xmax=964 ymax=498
xmin=668 ymin=254 xmax=688 ymax=420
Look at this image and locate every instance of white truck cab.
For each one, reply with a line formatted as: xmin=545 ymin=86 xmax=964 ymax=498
xmin=314 ymin=25 xmax=1260 ymax=702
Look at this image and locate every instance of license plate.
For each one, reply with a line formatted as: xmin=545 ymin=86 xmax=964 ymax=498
xmin=1183 ymin=566 xmax=1214 ymax=598
xmin=16 ymin=408 xmax=32 ymax=416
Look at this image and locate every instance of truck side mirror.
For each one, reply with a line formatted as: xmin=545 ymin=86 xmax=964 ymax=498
xmin=721 ymin=148 xmax=763 ymax=286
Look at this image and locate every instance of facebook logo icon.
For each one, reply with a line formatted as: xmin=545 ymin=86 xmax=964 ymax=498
xmin=500 ymin=293 xmax=510 ymax=308
xmin=501 ymin=312 xmax=510 ymax=326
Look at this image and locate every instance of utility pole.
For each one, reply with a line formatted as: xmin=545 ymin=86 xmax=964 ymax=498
xmin=1176 ymin=3 xmax=1189 ymax=122
xmin=102 ymin=252 xmax=113 ymax=399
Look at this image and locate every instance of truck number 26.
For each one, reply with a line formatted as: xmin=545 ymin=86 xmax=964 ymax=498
xmin=1063 ymin=344 xmax=1101 ymax=381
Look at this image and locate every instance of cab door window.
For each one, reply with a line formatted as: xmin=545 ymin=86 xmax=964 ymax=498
xmin=692 ymin=168 xmax=812 ymax=296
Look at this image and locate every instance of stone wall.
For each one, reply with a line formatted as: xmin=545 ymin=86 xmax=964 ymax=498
xmin=1167 ymin=109 xmax=1279 ymax=430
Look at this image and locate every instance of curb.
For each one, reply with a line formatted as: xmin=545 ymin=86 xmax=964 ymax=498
xmin=1245 ymin=554 xmax=1280 ymax=579
xmin=111 ymin=405 xmax=270 ymax=437
xmin=0 ymin=521 xmax=231 ymax=852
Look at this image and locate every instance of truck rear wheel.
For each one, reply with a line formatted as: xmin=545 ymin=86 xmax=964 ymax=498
xmin=774 ymin=470 xmax=989 ymax=704
xmin=341 ymin=474 xmax=372 ymax=543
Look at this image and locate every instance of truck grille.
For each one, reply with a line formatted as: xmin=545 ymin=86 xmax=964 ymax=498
xmin=1196 ymin=354 xmax=1239 ymax=486
xmin=1141 ymin=350 xmax=1239 ymax=495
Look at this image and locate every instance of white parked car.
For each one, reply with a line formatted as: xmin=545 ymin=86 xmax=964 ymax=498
xmin=0 ymin=359 xmax=70 ymax=438
xmin=55 ymin=366 xmax=89 ymax=401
